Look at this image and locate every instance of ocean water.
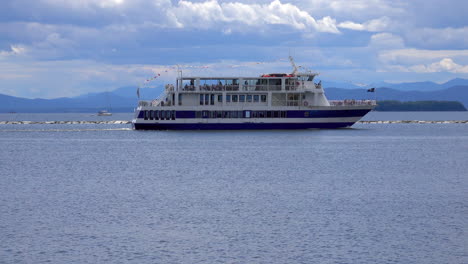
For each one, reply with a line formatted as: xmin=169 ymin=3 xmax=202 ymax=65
xmin=0 ymin=113 xmax=467 ymax=264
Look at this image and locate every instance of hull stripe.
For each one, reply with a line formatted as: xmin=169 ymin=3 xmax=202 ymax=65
xmin=138 ymin=109 xmax=371 ymax=119
xmin=134 ymin=122 xmax=355 ymax=130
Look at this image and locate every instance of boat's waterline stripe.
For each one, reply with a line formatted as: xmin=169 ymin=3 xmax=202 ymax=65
xmin=133 ymin=122 xmax=356 ymax=130
xmin=1 ymin=121 xmax=467 ymax=125
xmin=136 ymin=116 xmax=362 ymax=124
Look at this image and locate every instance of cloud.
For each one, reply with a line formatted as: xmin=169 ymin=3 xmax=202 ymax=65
xmin=404 ymin=26 xmax=468 ymax=49
xmin=1 ymin=0 xmax=468 ymax=97
xmin=0 ymin=58 xmax=177 ymax=98
xmin=369 ymin=33 xmax=404 ymax=49
xmin=0 ymin=45 xmax=28 ymax=57
xmin=338 ymin=17 xmax=391 ymax=32
xmin=303 ymin=0 xmax=406 ymax=20
xmin=379 ymin=49 xmax=468 ymax=65
xmin=409 ymin=58 xmax=468 ymax=73
xmin=1 ymin=0 xmax=340 ymax=33
xmin=167 ymin=0 xmax=340 ymax=33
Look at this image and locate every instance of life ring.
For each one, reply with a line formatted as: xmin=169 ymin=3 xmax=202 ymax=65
xmin=303 ymin=101 xmax=309 ymax=106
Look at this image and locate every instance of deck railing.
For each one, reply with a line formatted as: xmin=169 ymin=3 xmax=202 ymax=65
xmin=181 ymin=84 xmax=294 ymax=92
xmin=329 ymin=100 xmax=377 ymax=106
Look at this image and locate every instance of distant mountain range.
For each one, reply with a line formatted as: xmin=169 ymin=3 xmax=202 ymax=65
xmin=1 ymin=79 xmax=467 ymax=113
xmin=326 ymin=86 xmax=468 ymax=107
xmin=323 ymin=78 xmax=468 ymax=91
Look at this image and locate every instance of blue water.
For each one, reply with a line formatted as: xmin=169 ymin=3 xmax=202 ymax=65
xmin=0 ymin=113 xmax=467 ymax=263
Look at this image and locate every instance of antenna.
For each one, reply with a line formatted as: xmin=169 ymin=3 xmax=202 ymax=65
xmin=289 ymin=56 xmax=298 ymax=75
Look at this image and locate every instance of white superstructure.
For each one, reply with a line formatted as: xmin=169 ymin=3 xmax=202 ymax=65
xmin=132 ymin=58 xmax=376 ymax=130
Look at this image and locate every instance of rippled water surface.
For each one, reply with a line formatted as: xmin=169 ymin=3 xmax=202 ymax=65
xmin=0 ymin=113 xmax=467 ymax=263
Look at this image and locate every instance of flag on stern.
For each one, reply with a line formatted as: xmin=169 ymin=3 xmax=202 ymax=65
xmin=367 ymin=87 xmax=375 ymax=92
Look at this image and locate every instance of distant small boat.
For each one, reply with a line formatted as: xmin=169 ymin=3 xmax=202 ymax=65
xmin=97 ymin=110 xmax=112 ymax=116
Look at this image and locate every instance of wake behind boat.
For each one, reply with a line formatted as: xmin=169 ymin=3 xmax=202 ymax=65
xmin=132 ymin=57 xmax=376 ymax=130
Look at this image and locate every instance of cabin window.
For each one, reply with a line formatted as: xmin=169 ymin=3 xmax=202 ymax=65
xmin=273 ymin=111 xmax=279 ymax=118
xmin=149 ymin=110 xmax=154 ymax=120
xmin=144 ymin=111 xmax=148 ymax=120
xmin=246 ymin=95 xmax=252 ymax=102
xmin=202 ymin=111 xmax=209 ymax=118
xmin=196 ymin=111 xmax=202 ymax=118
xmin=205 ymin=94 xmax=210 ymax=105
xmin=245 ymin=111 xmax=251 ymax=118
xmin=259 ymin=111 xmax=265 ymax=118
xmin=154 ymin=110 xmax=159 ymax=120
xmin=226 ymin=94 xmax=231 ymax=102
xmin=231 ymin=111 xmax=238 ymax=118
xmin=267 ymin=111 xmax=272 ymax=118
xmin=210 ymin=94 xmax=215 ymax=105
xmin=232 ymin=95 xmax=238 ymax=102
xmin=239 ymin=95 xmax=245 ymax=102
xmin=200 ymin=94 xmax=204 ymax=105
xmin=218 ymin=94 xmax=222 ymax=102
xmin=216 ymin=111 xmax=222 ymax=118
xmin=179 ymin=94 xmax=183 ymax=105
xmin=269 ymin=79 xmax=282 ymax=90
xmin=253 ymin=95 xmax=259 ymax=102
xmin=223 ymin=111 xmax=230 ymax=118
xmin=261 ymin=95 xmax=267 ymax=102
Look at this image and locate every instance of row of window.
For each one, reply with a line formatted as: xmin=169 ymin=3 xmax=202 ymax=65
xmin=199 ymin=94 xmax=267 ymax=105
xmin=143 ymin=110 xmax=175 ymax=120
xmin=142 ymin=110 xmax=291 ymax=120
xmin=196 ymin=111 xmax=287 ymax=119
xmin=226 ymin=94 xmax=267 ymax=103
xmin=199 ymin=94 xmax=222 ymax=105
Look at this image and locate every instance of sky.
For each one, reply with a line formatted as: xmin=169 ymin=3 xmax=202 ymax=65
xmin=1 ymin=0 xmax=468 ymax=98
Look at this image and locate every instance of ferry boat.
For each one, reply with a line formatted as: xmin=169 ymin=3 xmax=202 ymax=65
xmin=132 ymin=58 xmax=376 ymax=130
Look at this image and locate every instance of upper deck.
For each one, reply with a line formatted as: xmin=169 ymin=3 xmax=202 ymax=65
xmin=174 ymin=73 xmax=322 ymax=93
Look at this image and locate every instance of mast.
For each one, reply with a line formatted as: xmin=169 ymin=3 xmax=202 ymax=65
xmin=289 ymin=56 xmax=298 ymax=76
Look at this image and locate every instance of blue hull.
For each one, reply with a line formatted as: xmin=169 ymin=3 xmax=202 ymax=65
xmin=133 ymin=122 xmax=356 ymax=130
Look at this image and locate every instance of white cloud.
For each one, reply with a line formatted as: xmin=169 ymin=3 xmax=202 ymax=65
xmin=379 ymin=49 xmax=468 ymax=65
xmin=338 ymin=17 xmax=391 ymax=32
xmin=167 ymin=0 xmax=340 ymax=33
xmin=369 ymin=33 xmax=404 ymax=49
xmin=303 ymin=0 xmax=406 ymax=20
xmin=0 ymin=45 xmax=28 ymax=57
xmin=409 ymin=58 xmax=468 ymax=73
